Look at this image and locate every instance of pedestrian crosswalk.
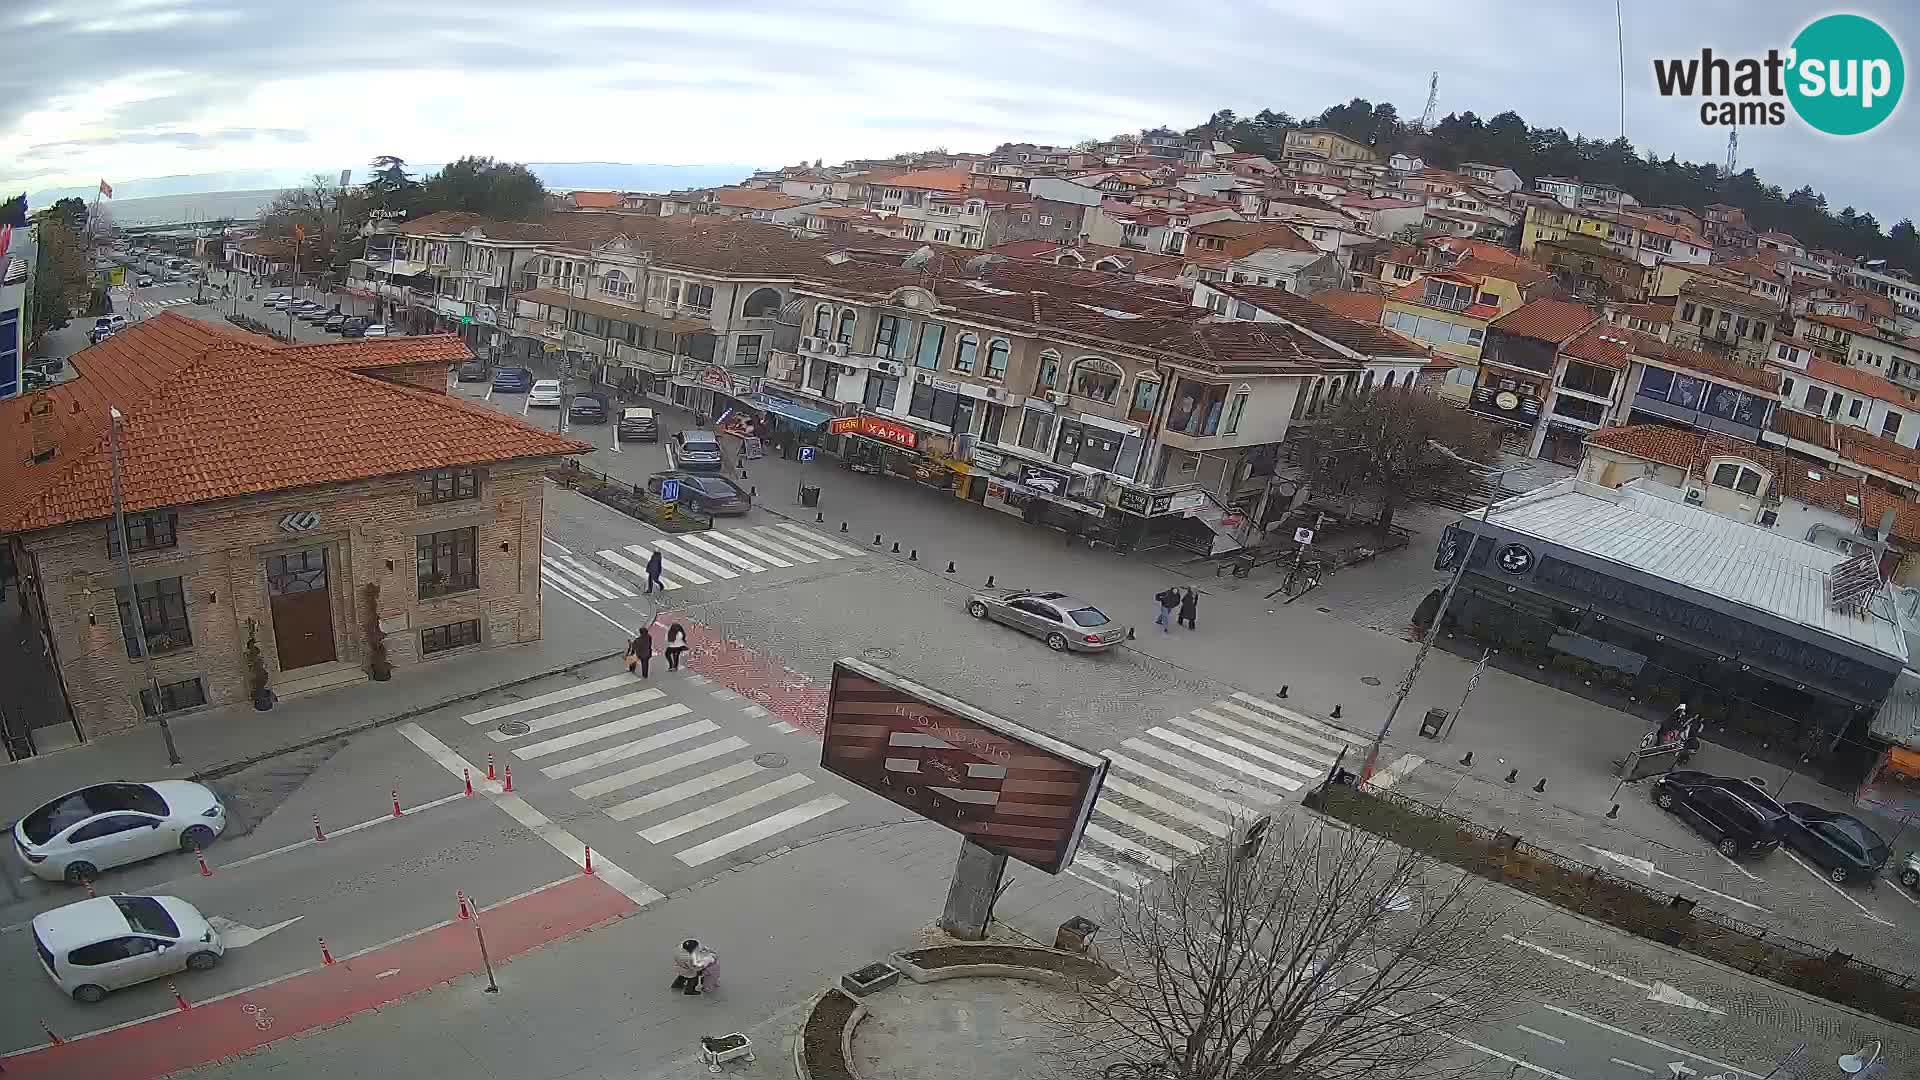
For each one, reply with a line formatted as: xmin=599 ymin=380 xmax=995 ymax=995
xmin=461 ymin=673 xmax=847 ymax=868
xmin=539 ymin=523 xmax=868 ymax=603
xmin=139 ymin=298 xmax=194 ymax=315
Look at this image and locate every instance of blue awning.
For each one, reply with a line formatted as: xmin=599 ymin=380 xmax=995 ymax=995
xmin=756 ymin=396 xmax=833 ymax=429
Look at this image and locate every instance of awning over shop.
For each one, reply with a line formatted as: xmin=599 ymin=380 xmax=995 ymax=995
xmin=756 ymin=396 xmax=834 ymax=429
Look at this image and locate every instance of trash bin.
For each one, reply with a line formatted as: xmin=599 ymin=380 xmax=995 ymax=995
xmin=1418 ymin=707 xmax=1447 ymax=739
xmin=799 ymin=484 xmax=820 ymax=508
xmin=1055 ymin=916 xmax=1099 ymax=954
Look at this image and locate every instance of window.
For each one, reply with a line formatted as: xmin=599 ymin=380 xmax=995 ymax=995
xmin=117 ymin=577 xmax=190 ymax=657
xmin=1020 ymin=213 xmax=1031 ymax=224
xmin=1477 ymin=291 xmax=1499 ymax=307
xmin=140 ymin=677 xmax=207 ymax=716
xmin=836 ymin=309 xmax=857 ymax=345
xmin=421 ymin=619 xmax=482 ymax=656
xmin=1069 ymin=357 xmax=1123 ymax=402
xmin=1751 ymin=319 xmax=1766 ymax=340
xmin=863 ymin=373 xmax=899 ymax=411
xmin=812 ymin=305 xmax=832 ymax=338
xmin=733 ymin=335 xmax=763 ymax=368
xmin=1018 ymin=408 xmax=1054 ymax=453
xmin=1885 ymin=413 xmax=1903 ymax=438
xmin=981 ymin=402 xmax=1005 ymax=444
xmin=875 ymin=315 xmax=905 ymax=358
xmin=683 ymin=283 xmax=715 ymax=311
xmin=1680 ymin=302 xmax=1697 ymax=322
xmin=106 ymin=509 xmax=178 ymax=556
xmin=600 ymin=269 xmax=634 ymax=300
xmin=907 ymin=382 xmax=962 ymax=427
xmin=417 ymin=468 xmax=480 ymax=506
xmin=915 ymin=321 xmax=947 ymax=370
xmin=1392 ymin=263 xmax=1414 ymax=280
xmin=1422 ymin=279 xmax=1473 ymax=311
xmin=417 ymin=527 xmax=478 ymax=598
xmin=1804 ymin=385 xmax=1827 ymax=412
xmin=1224 ymin=391 xmax=1248 ymax=434
xmin=1130 ymin=376 xmax=1161 ymax=421
xmin=985 ymin=338 xmax=1009 ymax=380
xmin=1035 ymin=350 xmax=1060 ymax=391
xmin=1039 ymin=214 xmax=1052 ymax=226
xmin=1559 ymin=362 xmax=1614 ymax=398
xmin=933 ymin=229 xmax=953 ymax=243
xmin=953 ymin=334 xmax=978 ymax=374
xmin=741 ymin=288 xmax=782 ymax=318
xmin=1776 ymin=343 xmax=1794 ymax=362
xmin=1850 ymin=398 xmax=1864 ymax=419
xmin=1734 ymin=316 xmax=1749 ymax=339
xmin=1782 ymin=377 xmax=1794 ymax=399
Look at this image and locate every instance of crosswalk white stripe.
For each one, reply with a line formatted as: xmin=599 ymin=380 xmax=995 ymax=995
xmin=597 ymin=548 xmax=682 ymax=590
xmin=751 ymin=526 xmax=840 ymax=560
xmin=563 ymin=733 xmax=748 ymax=790
xmin=1100 ymin=775 xmax=1230 ymax=838
xmin=1164 ymin=715 xmax=1323 ymax=780
xmin=703 ymin=531 xmax=792 ymax=568
xmin=1093 ymin=801 xmax=1206 ymax=855
xmin=1116 ymin=740 xmax=1285 ymax=805
xmin=649 ymin=539 xmax=737 ymax=580
xmin=732 ymin=527 xmax=819 ymax=563
xmin=514 ymin=703 xmax=693 ymax=759
xmin=675 ymin=533 xmax=766 ymax=572
xmin=550 ymin=721 xmax=719 ymax=785
xmin=541 ymin=568 xmax=603 ymax=605
xmin=638 ymin=772 xmax=815 ymax=841
xmin=555 ymin=555 xmax=637 ymax=597
xmin=1107 ymin=750 xmax=1256 ymax=818
xmin=673 ymin=795 xmax=847 ymax=867
xmin=464 ymin=674 xmax=636 ymax=725
xmin=1070 ymin=851 xmax=1147 ymax=891
xmin=624 ymin=543 xmax=712 ymax=584
xmin=1144 ymin=728 xmax=1304 ymax=792
xmin=774 ymin=522 xmax=864 ymax=557
xmin=607 ymin=759 xmax=765 ymax=820
xmin=485 ymin=688 xmax=664 ymax=741
xmin=1082 ymin=823 xmax=1174 ymax=872
xmin=1230 ymin=693 xmax=1369 ymax=745
xmin=1364 ymin=753 xmax=1426 ymax=792
xmin=542 ymin=559 xmax=615 ymax=600
xmin=1192 ymin=708 xmax=1337 ymax=766
xmin=543 ymin=536 xmax=572 ymax=553
xmin=1211 ymin=701 xmax=1350 ymax=755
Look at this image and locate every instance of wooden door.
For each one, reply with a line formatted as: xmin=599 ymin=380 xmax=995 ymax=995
xmin=267 ymin=547 xmax=336 ymax=671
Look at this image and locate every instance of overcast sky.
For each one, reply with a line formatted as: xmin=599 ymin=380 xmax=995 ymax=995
xmin=2 ymin=0 xmax=1914 ymax=224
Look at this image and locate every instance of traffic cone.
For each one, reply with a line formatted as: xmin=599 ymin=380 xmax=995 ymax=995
xmin=319 ymin=937 xmax=335 ymax=966
xmin=41 ymin=1021 xmax=62 ymax=1045
xmin=313 ymin=813 xmax=326 ymax=842
xmin=457 ymin=891 xmax=472 ymax=921
xmin=195 ymin=846 xmax=212 ymax=877
xmin=584 ymin=846 xmax=595 ymax=876
xmin=169 ymin=983 xmax=192 ymax=1011
xmin=503 ymin=765 xmax=514 ymax=793
xmin=464 ymin=768 xmax=474 ymax=797
xmin=487 ymin=752 xmax=496 ymax=781
xmin=391 ymin=787 xmax=403 ymax=818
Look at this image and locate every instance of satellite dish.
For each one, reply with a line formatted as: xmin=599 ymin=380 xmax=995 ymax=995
xmin=901 ymin=246 xmax=934 ymax=271
xmin=1840 ymin=1056 xmax=1866 ymax=1075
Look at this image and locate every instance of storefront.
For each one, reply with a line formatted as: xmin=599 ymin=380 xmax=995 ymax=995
xmin=1109 ymin=486 xmax=1213 ymax=548
xmin=980 ymin=458 xmax=1110 ymax=532
xmin=672 ymin=365 xmax=761 ymax=426
xmin=755 ymin=393 xmax=837 ymax=457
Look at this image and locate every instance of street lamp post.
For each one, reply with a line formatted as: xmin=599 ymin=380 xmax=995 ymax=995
xmin=108 ymin=407 xmax=183 ymax=767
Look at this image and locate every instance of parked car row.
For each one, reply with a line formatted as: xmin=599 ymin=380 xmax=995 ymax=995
xmin=1651 ymin=769 xmax=1894 ymax=883
xmin=262 ymin=294 xmax=384 ymax=337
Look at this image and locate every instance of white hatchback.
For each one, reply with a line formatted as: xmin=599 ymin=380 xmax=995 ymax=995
xmin=33 ymin=894 xmax=223 ymax=1003
xmin=362 ymin=323 xmax=388 ymax=337
xmin=15 ymin=781 xmax=227 ymax=885
xmin=528 ymin=379 xmax=563 ymax=407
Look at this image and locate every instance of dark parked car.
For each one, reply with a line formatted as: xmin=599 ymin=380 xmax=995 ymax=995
xmin=1783 ymin=802 xmax=1889 ymax=883
xmin=617 ymin=407 xmax=659 ymax=442
xmin=322 ymin=313 xmax=348 ymax=332
xmin=646 ymin=471 xmax=751 ymax=515
xmin=490 ymin=366 xmax=532 ymax=393
xmin=340 ymin=317 xmax=370 ymax=338
xmin=455 ymin=360 xmax=488 ymax=382
xmin=1651 ymin=771 xmax=1788 ymax=859
xmin=567 ymin=392 xmax=608 ymax=424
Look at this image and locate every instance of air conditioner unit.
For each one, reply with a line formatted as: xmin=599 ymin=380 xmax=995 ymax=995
xmin=984 ymin=387 xmax=1001 ymax=400
xmin=831 ymin=342 xmax=850 ymax=357
xmin=1683 ymin=487 xmax=1705 ymax=505
xmin=1046 ymin=390 xmax=1070 ymax=406
xmin=874 ymin=360 xmax=905 ymax=377
xmin=800 ymin=336 xmax=817 ymax=352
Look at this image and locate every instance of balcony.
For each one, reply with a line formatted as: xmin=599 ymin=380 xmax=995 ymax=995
xmin=611 ymin=340 xmax=677 ymax=374
xmin=766 ymin=349 xmax=806 ymax=388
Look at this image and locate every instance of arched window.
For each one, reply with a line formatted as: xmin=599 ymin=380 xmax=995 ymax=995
xmin=836 ymin=308 xmax=857 ymax=345
xmin=1306 ymin=378 xmax=1325 ymax=416
xmin=600 ymin=269 xmax=634 ymax=300
xmin=1383 ymin=371 xmax=1398 ymax=390
xmin=1362 ymin=370 xmax=1376 ymax=393
xmin=1035 ymin=349 xmax=1061 ymax=390
xmin=742 ymin=287 xmax=782 ymax=318
xmin=1070 ymin=357 xmax=1124 ymax=403
xmin=985 ymin=339 xmax=1010 ymax=380
xmin=953 ymin=334 xmax=979 ymax=374
xmin=1129 ymin=374 xmax=1161 ymax=421
xmin=812 ymin=304 xmax=832 ymax=338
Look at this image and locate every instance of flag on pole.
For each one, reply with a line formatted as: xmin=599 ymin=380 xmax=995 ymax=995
xmin=292 ymin=223 xmax=305 ymax=244
xmin=98 ymin=179 xmax=113 ymax=198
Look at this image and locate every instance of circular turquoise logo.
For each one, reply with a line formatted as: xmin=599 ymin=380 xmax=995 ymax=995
xmin=1788 ymin=14 xmax=1904 ymax=136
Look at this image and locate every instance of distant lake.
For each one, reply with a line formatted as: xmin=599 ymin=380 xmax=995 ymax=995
xmin=106 ymin=189 xmax=280 ymax=226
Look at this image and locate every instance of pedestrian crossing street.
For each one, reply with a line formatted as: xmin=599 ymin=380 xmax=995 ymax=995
xmin=1068 ymin=692 xmax=1424 ymax=893
xmin=539 ymin=523 xmax=867 ymax=603
xmin=462 ymin=672 xmax=847 ymax=868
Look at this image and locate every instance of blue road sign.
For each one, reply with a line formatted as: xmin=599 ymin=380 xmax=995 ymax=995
xmin=659 ymin=479 xmax=681 ymax=502
xmin=799 ymin=446 xmax=816 ymax=463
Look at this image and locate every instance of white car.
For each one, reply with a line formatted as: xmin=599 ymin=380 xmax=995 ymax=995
xmin=33 ymin=894 xmax=223 ymax=1003
xmin=362 ymin=323 xmax=388 ymax=337
xmin=15 ymin=781 xmax=227 ymax=885
xmin=528 ymin=379 xmax=563 ymax=407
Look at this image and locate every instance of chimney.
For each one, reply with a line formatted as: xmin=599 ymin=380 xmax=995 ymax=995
xmin=26 ymin=397 xmax=54 ymax=463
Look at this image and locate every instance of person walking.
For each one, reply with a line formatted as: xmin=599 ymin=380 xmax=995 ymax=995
xmin=626 ymin=627 xmax=653 ymax=678
xmin=645 ymin=549 xmax=665 ymax=594
xmin=1154 ymin=587 xmax=1179 ymax=632
xmin=672 ymin=938 xmax=716 ymax=995
xmin=665 ymin=622 xmax=688 ymax=671
xmin=1178 ymin=587 xmax=1199 ymax=631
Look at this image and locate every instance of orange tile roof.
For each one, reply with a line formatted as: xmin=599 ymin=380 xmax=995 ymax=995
xmin=711 ymin=187 xmax=802 ymax=211
xmin=869 ymin=168 xmax=972 ymax=193
xmin=0 ymin=313 xmax=589 ymax=535
xmin=1310 ymin=289 xmax=1386 ymax=324
xmin=1649 ymin=343 xmax=1781 ymax=392
xmin=1488 ymin=298 xmax=1600 ymax=344
xmin=1209 ymin=282 xmax=1426 ymax=356
xmin=1585 ymin=424 xmax=1739 ymax=470
xmin=1768 ymin=408 xmax=1837 ymax=449
xmin=1805 ymin=357 xmax=1913 ymax=403
xmin=569 ymin=190 xmax=623 ymax=209
xmin=1449 ymin=257 xmax=1553 ymax=288
xmin=273 ymin=335 xmax=471 ymax=370
xmin=1561 ymin=326 xmax=1647 ymax=371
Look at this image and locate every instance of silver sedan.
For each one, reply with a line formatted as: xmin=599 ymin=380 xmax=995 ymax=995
xmin=15 ymin=781 xmax=228 ymax=885
xmin=965 ymin=590 xmax=1129 ymax=652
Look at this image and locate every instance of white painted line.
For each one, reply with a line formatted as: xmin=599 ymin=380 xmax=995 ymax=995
xmin=673 ymin=795 xmax=847 ymax=866
xmin=1611 ymin=1059 xmax=1657 ymax=1075
xmin=1191 ymin=708 xmax=1337 ymax=766
xmin=375 ymin=969 xmax=401 ymax=979
xmin=733 ymin=527 xmax=819 ymax=563
xmin=650 ymin=539 xmax=737 ymax=580
xmin=742 ymin=705 xmax=768 ymax=717
xmin=548 ymin=720 xmax=720 ymax=783
xmin=1100 ymin=775 xmax=1230 ymax=838
xmin=774 ymin=522 xmax=863 ymax=557
xmin=514 ymin=703 xmax=694 ymax=759
xmin=1230 ymin=693 xmax=1369 ymax=744
xmin=1082 ymin=823 xmax=1174 ymax=872
xmin=597 ymin=548 xmax=680 ymax=590
xmin=1210 ymin=700 xmax=1351 ymax=755
xmin=754 ymin=526 xmax=844 ymax=561
xmin=555 ymin=555 xmax=638 ymax=597
xmin=1160 ymin=717 xmax=1320 ymax=780
xmin=1112 ymin=743 xmax=1267 ymax=813
xmin=399 ymin=723 xmax=661 ymax=907
xmin=625 ymin=543 xmax=711 ymax=584
xmin=703 ymin=530 xmax=792 ymax=568
xmin=542 ymin=568 xmax=602 ymax=605
xmin=567 ymin=734 xmax=746 ymax=795
xmin=1093 ymin=801 xmax=1206 ymax=854
xmin=548 ymin=580 xmax=638 ymax=638
xmin=609 ymin=760 xmax=764 ymax=821
xmin=209 ymin=792 xmax=467 ymax=873
xmin=1515 ymin=1025 xmax=1566 ymax=1046
xmin=463 ymin=674 xmax=636 ymax=725
xmin=1889 ymin=879 xmax=1920 ymax=909
xmin=1442 ymin=1033 xmax=1581 ymax=1080
xmin=676 ymin=532 xmax=766 ymax=572
xmin=1502 ymin=934 xmax=1651 ymax=992
xmin=1780 ymin=847 xmax=1894 ymax=925
xmin=769 ymin=721 xmax=798 ymax=734
xmin=1711 ymin=845 xmax=1763 ymax=882
xmin=1539 ymin=1005 xmax=1763 ymax=1079
xmin=542 ymin=558 xmax=616 ymax=600
xmin=639 ymin=773 xmax=815 ymax=842
xmin=485 ymin=688 xmax=666 ymax=741
xmin=1363 ymin=753 xmax=1426 ymax=792
xmin=1070 ymin=852 xmax=1146 ymax=892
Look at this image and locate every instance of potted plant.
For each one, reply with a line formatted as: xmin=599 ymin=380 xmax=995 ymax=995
xmin=244 ymin=618 xmax=275 ymax=710
xmin=362 ymin=582 xmax=392 ymax=681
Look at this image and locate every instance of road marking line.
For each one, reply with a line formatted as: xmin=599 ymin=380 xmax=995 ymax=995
xmin=485 ymin=688 xmax=666 ymax=741
xmin=567 ymin=733 xmax=744 ymax=794
xmin=734 ymin=527 xmax=820 ymax=563
xmin=1538 ymin=1005 xmax=1763 ymax=1079
xmin=639 ymin=773 xmax=815 ymax=841
xmin=1515 ymin=1025 xmax=1566 ymax=1045
xmin=1363 ymin=753 xmax=1426 ymax=792
xmin=609 ymin=759 xmax=765 ymax=821
xmin=1083 ymin=823 xmax=1174 ymax=872
xmin=550 ymin=721 xmax=721 ymax=784
xmin=543 ymin=536 xmax=571 ymax=555
xmin=1100 ymin=775 xmax=1230 ymax=838
xmin=397 ymin=723 xmax=662 ymax=905
xmin=543 ymin=557 xmax=617 ymax=598
xmin=597 ymin=548 xmax=682 ymax=590
xmin=1111 ymin=744 xmax=1266 ymax=813
xmin=1229 ymin=693 xmax=1369 ymax=744
xmin=541 ymin=568 xmax=602 ymax=605
xmin=1161 ymin=716 xmax=1321 ymax=780
xmin=514 ymin=703 xmax=694 ymax=759
xmin=650 ymin=539 xmax=737 ymax=580
xmin=743 ymin=704 xmax=768 ymax=717
xmin=673 ymin=795 xmax=846 ymax=866
xmin=1710 ymin=845 xmax=1763 ymax=882
xmin=624 ymin=543 xmax=711 ymax=585
xmin=676 ymin=532 xmax=767 ymax=572
xmin=770 ymin=721 xmax=798 ymax=733
xmin=703 ymin=530 xmax=792 ymax=568
xmin=463 ymin=674 xmax=636 ymax=725
xmin=1070 ymin=852 xmax=1145 ymax=892
xmin=195 ymin=792 xmax=467 ymax=874
xmin=1093 ymin=801 xmax=1206 ymax=854
xmin=773 ymin=522 xmax=864 ymax=557
xmin=554 ymin=554 xmax=638 ymax=597
xmin=712 ymin=688 xmax=739 ymax=700
xmin=1780 ymin=846 xmax=1894 ymax=925
xmin=1612 ymin=1059 xmax=1657 ymax=1075
xmin=1191 ymin=708 xmax=1337 ymax=767
xmin=1210 ymin=700 xmax=1351 ymax=755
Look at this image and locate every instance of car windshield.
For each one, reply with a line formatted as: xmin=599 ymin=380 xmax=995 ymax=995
xmin=113 ymin=896 xmax=180 ymax=938
xmin=22 ymin=783 xmax=162 ymax=843
xmin=1065 ymin=607 xmax=1110 ymax=627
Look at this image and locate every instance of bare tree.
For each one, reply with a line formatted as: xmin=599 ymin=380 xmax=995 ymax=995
xmin=1306 ymin=387 xmax=1501 ymax=534
xmin=257 ymin=173 xmax=369 ymax=276
xmin=1040 ymin=816 xmax=1551 ymax=1080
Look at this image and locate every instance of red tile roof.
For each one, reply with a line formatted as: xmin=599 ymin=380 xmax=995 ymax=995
xmin=868 ymin=167 xmax=973 ymax=193
xmin=569 ymin=190 xmax=623 ymax=209
xmin=1188 ymin=219 xmax=1316 ymax=255
xmin=711 ymin=187 xmax=802 ymax=211
xmin=1208 ymin=282 xmax=1426 ymax=356
xmin=1310 ymin=289 xmax=1387 ymax=324
xmin=274 ymin=335 xmax=471 ymax=370
xmin=1805 ymin=357 xmax=1913 ymax=403
xmin=1488 ymin=298 xmax=1599 ymax=344
xmin=0 ymin=313 xmax=588 ymax=535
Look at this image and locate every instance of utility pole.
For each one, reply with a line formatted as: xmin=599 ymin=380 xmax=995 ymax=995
xmin=108 ymin=407 xmax=183 ymax=767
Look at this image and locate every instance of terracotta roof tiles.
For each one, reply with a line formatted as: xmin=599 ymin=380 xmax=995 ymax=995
xmin=1309 ymin=289 xmax=1386 ymax=324
xmin=1488 ymin=298 xmax=1600 ymax=344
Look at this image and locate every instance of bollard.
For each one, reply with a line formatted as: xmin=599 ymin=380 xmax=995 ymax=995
xmin=1504 ymin=768 xmax=1519 ymax=784
xmin=908 ymin=548 xmax=917 ymax=561
xmin=985 ymin=575 xmax=995 ymax=588
xmin=873 ymin=534 xmax=882 ymax=546
xmin=195 ymin=846 xmax=213 ymax=877
xmin=41 ymin=1021 xmax=62 ymax=1046
xmin=891 ymin=541 xmax=900 ymax=553
xmin=391 ymin=787 xmax=403 ymax=818
xmin=750 ymin=486 xmax=756 ymax=499
xmin=1459 ymin=751 xmax=1474 ymax=767
xmin=816 ymin=512 xmax=825 ymax=523
xmin=457 ymin=891 xmax=473 ymax=921
xmin=503 ymin=765 xmax=514 ymax=793
xmin=169 ymin=983 xmax=192 ymax=1012
xmin=319 ymin=937 xmax=335 ymax=966
xmin=1532 ymin=777 xmax=1547 ymax=793
xmin=841 ymin=521 xmax=849 ymax=533
xmin=1331 ymin=704 xmax=1342 ymax=719
xmin=945 ymin=561 xmax=955 ymax=573
xmin=1126 ymin=627 xmax=1136 ymax=640
xmin=584 ymin=846 xmax=595 ymax=876
xmin=1278 ymin=685 xmax=1288 ymax=698
xmin=464 ymin=768 xmax=474 ymax=797
xmin=313 ymin=813 xmax=327 ymax=842
xmin=1606 ymin=803 xmax=1620 ymax=819
xmin=487 ymin=752 xmax=496 ymax=781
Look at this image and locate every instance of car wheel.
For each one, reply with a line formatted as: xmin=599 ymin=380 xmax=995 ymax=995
xmin=1046 ymin=632 xmax=1069 ymax=652
xmin=64 ymin=861 xmax=98 ymax=886
xmin=186 ymin=950 xmax=220 ymax=972
xmin=1654 ymin=791 xmax=1675 ymax=810
xmin=72 ymin=984 xmax=107 ymax=1004
xmin=1902 ymin=868 xmax=1919 ymax=888
xmin=181 ymin=825 xmax=215 ymax=853
xmin=1716 ymin=837 xmax=1740 ymax=857
xmin=967 ymin=601 xmax=989 ymax=619
xmin=1829 ymin=864 xmax=1852 ymax=884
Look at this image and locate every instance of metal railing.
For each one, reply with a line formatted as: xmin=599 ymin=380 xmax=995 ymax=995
xmin=546 ymin=460 xmax=713 ymax=533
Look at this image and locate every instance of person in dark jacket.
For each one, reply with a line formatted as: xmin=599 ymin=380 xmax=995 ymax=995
xmin=645 ymin=550 xmax=665 ymax=594
xmin=665 ymin=623 xmax=688 ymax=671
xmin=1178 ymin=587 xmax=1199 ymax=631
xmin=626 ymin=627 xmax=653 ymax=678
xmin=1154 ymin=588 xmax=1179 ymax=632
